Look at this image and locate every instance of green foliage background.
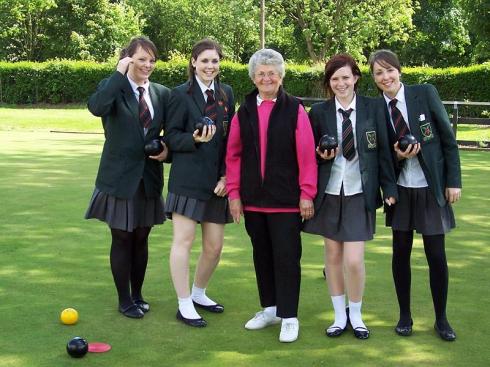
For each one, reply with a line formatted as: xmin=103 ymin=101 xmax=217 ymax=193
xmin=0 ymin=60 xmax=489 ymax=105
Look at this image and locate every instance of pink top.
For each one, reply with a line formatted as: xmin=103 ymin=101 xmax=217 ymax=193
xmin=226 ymin=99 xmax=317 ymax=213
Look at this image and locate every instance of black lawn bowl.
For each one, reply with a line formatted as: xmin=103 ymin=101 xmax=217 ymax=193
xmin=144 ymin=138 xmax=164 ymax=156
xmin=66 ymin=337 xmax=88 ymax=358
xmin=194 ymin=116 xmax=215 ymax=135
xmin=398 ymin=134 xmax=418 ymax=153
xmin=319 ymin=134 xmax=338 ymax=154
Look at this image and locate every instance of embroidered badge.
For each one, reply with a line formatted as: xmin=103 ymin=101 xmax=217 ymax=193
xmin=420 ymin=122 xmax=434 ymax=141
xmin=366 ymin=131 xmax=377 ymax=149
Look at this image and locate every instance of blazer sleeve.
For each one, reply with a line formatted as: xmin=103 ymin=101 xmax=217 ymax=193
xmin=219 ymin=85 xmax=235 ymax=177
xmin=374 ymin=101 xmax=398 ymax=200
xmin=165 ymin=89 xmax=199 ymax=153
xmin=87 ymin=72 xmax=127 ymax=117
xmin=308 ymin=104 xmax=328 ymax=166
xmin=158 ymin=85 xmax=173 ymax=163
xmin=426 ymin=85 xmax=462 ymax=188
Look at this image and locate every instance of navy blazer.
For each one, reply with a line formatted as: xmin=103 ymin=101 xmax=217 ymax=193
xmin=165 ymin=79 xmax=235 ymax=200
xmin=380 ymin=84 xmax=462 ymax=207
xmin=87 ymin=71 xmax=171 ymax=199
xmin=309 ymin=95 xmax=398 ymax=212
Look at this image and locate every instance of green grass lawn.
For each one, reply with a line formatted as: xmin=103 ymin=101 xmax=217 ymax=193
xmin=0 ymin=111 xmax=489 ymax=366
xmin=0 ymin=105 xmax=489 ymax=142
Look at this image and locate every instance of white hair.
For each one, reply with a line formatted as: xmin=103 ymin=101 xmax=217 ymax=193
xmin=248 ymin=49 xmax=285 ymax=79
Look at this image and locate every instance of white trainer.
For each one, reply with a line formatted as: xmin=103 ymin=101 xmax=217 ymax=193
xmin=279 ymin=320 xmax=299 ymax=342
xmin=245 ymin=311 xmax=281 ymax=330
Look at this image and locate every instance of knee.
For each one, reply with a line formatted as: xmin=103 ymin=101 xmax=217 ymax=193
xmin=172 ymin=234 xmax=195 ymax=251
xmin=202 ymin=241 xmax=223 ymax=260
xmin=327 ymin=251 xmax=343 ymax=267
xmin=344 ymin=257 xmax=364 ymax=275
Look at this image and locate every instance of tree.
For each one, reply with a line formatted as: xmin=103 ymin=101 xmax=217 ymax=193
xmin=0 ymin=0 xmax=56 ymax=61
xmin=389 ymin=0 xmax=471 ymax=67
xmin=0 ymin=0 xmax=140 ymax=61
xmin=43 ymin=0 xmax=140 ymax=61
xmin=460 ymin=0 xmax=490 ymax=63
xmin=129 ymin=0 xmax=261 ymax=62
xmin=268 ymin=0 xmax=415 ymax=63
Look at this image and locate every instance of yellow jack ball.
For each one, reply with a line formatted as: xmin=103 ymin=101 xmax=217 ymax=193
xmin=60 ymin=308 xmax=79 ymax=325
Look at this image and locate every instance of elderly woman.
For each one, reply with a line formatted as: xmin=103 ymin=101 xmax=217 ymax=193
xmin=225 ymin=49 xmax=317 ymax=343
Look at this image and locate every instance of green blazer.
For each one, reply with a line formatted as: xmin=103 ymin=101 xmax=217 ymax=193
xmin=382 ymin=84 xmax=462 ymax=207
xmin=165 ymin=79 xmax=235 ymax=200
xmin=309 ymin=95 xmax=398 ymax=213
xmin=87 ymin=71 xmax=171 ymax=199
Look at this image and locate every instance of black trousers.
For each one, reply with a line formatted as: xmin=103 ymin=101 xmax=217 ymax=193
xmin=243 ymin=211 xmax=302 ymax=318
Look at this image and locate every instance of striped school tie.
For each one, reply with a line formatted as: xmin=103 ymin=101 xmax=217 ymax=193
xmin=137 ymin=87 xmax=152 ymax=129
xmin=389 ymin=98 xmax=409 ymax=139
xmin=205 ymin=89 xmax=218 ymax=122
xmin=339 ymin=108 xmax=355 ymax=160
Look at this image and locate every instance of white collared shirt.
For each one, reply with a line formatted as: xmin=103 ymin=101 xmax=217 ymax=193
xmin=127 ymin=76 xmax=154 ymax=135
xmin=383 ymin=84 xmax=428 ymax=188
xmin=195 ymin=77 xmax=216 ymax=102
xmin=256 ymin=95 xmax=277 ymax=106
xmin=325 ymin=96 xmax=363 ymax=196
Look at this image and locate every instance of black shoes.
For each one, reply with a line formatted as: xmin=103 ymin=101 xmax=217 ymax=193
xmin=434 ymin=322 xmax=456 ymax=341
xmin=134 ymin=299 xmax=150 ymax=313
xmin=353 ymin=326 xmax=370 ymax=339
xmin=176 ymin=310 xmax=207 ymax=327
xmin=193 ymin=301 xmax=224 ymax=313
xmin=119 ymin=304 xmax=144 ymax=319
xmin=395 ymin=319 xmax=413 ymax=336
xmin=326 ymin=325 xmax=347 ymax=337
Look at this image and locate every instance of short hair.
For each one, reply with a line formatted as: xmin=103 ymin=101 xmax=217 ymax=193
xmin=119 ymin=36 xmax=158 ymax=60
xmin=368 ymin=49 xmax=401 ymax=74
xmin=323 ymin=53 xmax=361 ymax=98
xmin=248 ymin=49 xmax=285 ymax=80
xmin=187 ymin=38 xmax=224 ymax=81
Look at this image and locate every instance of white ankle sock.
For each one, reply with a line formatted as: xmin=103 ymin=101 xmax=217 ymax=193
xmin=191 ymin=284 xmax=217 ymax=306
xmin=264 ymin=306 xmax=277 ymax=317
xmin=178 ymin=296 xmax=201 ymax=320
xmin=348 ymin=300 xmax=366 ymax=329
xmin=329 ymin=295 xmax=347 ymax=330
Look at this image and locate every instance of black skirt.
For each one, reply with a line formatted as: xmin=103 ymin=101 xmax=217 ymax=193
xmin=85 ymin=181 xmax=165 ymax=232
xmin=386 ymin=185 xmax=455 ymax=235
xmin=303 ymin=190 xmax=375 ymax=242
xmin=165 ymin=192 xmax=232 ymax=224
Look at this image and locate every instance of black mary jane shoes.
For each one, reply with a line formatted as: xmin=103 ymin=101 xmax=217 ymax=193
xmin=395 ymin=319 xmax=413 ymax=336
xmin=119 ymin=304 xmax=144 ymax=319
xmin=176 ymin=310 xmax=207 ymax=327
xmin=193 ymin=301 xmax=224 ymax=313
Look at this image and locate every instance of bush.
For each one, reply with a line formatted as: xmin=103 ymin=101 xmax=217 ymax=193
xmin=0 ymin=60 xmax=489 ymax=105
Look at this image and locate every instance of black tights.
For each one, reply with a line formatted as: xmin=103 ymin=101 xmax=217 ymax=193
xmin=392 ymin=230 xmax=449 ymax=326
xmin=110 ymin=227 xmax=151 ymax=308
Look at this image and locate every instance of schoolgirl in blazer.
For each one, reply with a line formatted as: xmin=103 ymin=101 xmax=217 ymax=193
xmin=86 ymin=37 xmax=170 ymax=319
xmin=304 ymin=54 xmax=397 ymax=340
xmin=164 ymin=39 xmax=235 ymax=328
xmin=369 ymin=49 xmax=461 ymax=341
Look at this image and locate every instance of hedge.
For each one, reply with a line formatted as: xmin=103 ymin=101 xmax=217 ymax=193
xmin=0 ymin=60 xmax=489 ymax=105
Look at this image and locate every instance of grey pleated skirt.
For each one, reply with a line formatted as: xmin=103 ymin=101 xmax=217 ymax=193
xmin=165 ymin=192 xmax=232 ymax=224
xmin=303 ymin=191 xmax=375 ymax=242
xmin=85 ymin=181 xmax=165 ymax=232
xmin=386 ymin=185 xmax=455 ymax=235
